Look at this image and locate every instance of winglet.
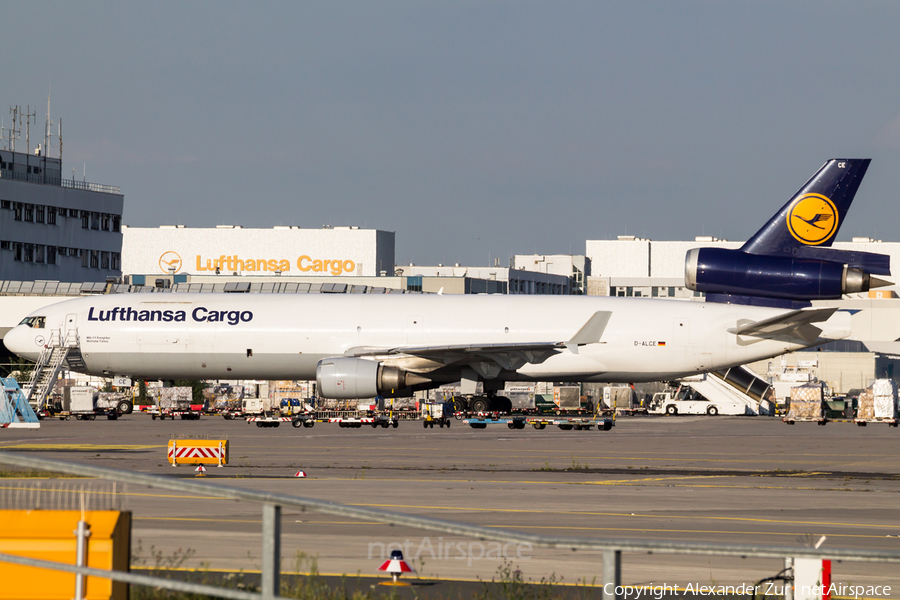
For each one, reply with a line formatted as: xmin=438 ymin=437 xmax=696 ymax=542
xmin=566 ymin=311 xmax=611 ymax=353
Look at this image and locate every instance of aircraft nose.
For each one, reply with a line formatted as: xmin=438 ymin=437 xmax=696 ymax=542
xmin=3 ymin=325 xmax=42 ymax=362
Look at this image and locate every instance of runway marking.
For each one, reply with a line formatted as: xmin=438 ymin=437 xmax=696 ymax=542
xmin=487 ymin=525 xmax=894 ymax=539
xmin=134 ymin=517 xmax=384 ymax=525
xmin=129 ymin=517 xmax=897 ymax=540
xmin=0 ymin=443 xmax=163 ymax=450
xmin=347 ymin=503 xmax=899 ymax=530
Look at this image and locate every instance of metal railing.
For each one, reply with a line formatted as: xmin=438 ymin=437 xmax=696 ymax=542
xmin=0 ymin=168 xmax=121 ymax=194
xmin=2 ymin=450 xmax=900 ymax=600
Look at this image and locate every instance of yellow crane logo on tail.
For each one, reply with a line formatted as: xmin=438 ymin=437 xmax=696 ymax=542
xmin=786 ymin=193 xmax=839 ymax=245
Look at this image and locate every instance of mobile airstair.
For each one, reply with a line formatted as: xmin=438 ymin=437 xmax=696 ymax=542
xmin=22 ymin=327 xmax=79 ymax=411
xmin=1 ymin=377 xmax=40 ymax=428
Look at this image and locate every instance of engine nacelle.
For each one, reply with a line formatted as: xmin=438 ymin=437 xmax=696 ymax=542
xmin=685 ymin=247 xmax=878 ymax=301
xmin=316 ymin=357 xmax=427 ymax=399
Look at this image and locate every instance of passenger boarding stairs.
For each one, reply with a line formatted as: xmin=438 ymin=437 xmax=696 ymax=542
xmin=679 ymin=366 xmax=774 ymax=416
xmin=23 ymin=326 xmax=80 ymax=411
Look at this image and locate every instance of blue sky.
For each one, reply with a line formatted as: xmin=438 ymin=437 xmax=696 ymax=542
xmin=5 ymin=2 xmax=900 ymax=266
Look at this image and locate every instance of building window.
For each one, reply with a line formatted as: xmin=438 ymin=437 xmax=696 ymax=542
xmin=111 ymin=252 xmax=121 ymax=270
xmin=102 ymin=214 xmax=110 ymax=231
xmin=69 ymin=248 xmax=79 ymax=257
xmin=0 ymin=240 xmax=10 ymax=250
xmin=35 ymin=245 xmax=45 ymax=263
xmin=14 ymin=243 xmax=22 ymax=261
xmin=81 ymin=211 xmax=89 ymax=229
xmin=47 ymin=206 xmax=56 ymax=225
xmin=14 ymin=203 xmax=22 ymax=221
xmin=23 ymin=244 xmax=34 ymax=262
xmin=24 ymin=204 xmax=34 ymax=222
xmin=36 ymin=205 xmax=45 ymax=223
xmin=91 ymin=212 xmax=100 ymax=230
xmin=112 ymin=215 xmax=121 ymax=232
xmin=69 ymin=208 xmax=78 ymax=218
xmin=58 ymin=246 xmax=67 ymax=256
xmin=101 ymin=251 xmax=110 ymax=269
xmin=0 ymin=200 xmax=10 ymax=209
xmin=90 ymin=250 xmax=99 ymax=268
xmin=47 ymin=246 xmax=56 ymax=265
xmin=81 ymin=250 xmax=89 ymax=268
xmin=406 ymin=276 xmax=423 ymax=292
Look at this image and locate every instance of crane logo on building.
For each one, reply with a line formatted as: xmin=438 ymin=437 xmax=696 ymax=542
xmin=786 ymin=193 xmax=839 ymax=246
xmin=159 ymin=251 xmax=183 ymax=274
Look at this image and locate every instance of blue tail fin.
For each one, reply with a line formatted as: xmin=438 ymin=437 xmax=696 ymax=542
xmin=741 ymin=159 xmax=870 ymax=255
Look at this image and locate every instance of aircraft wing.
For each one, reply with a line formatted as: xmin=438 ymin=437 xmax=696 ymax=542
xmin=727 ymin=307 xmax=838 ymax=344
xmin=343 ymin=311 xmax=611 ymax=373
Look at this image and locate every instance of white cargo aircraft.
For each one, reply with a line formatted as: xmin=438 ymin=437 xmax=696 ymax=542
xmin=3 ymin=159 xmax=884 ymax=408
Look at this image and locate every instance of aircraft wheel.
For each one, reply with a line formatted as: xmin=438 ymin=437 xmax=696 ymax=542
xmin=706 ymin=406 xmax=719 ymax=416
xmin=665 ymin=405 xmax=678 ymax=415
xmin=470 ymin=397 xmax=490 ymax=413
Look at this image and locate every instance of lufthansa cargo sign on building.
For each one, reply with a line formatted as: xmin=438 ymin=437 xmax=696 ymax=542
xmin=121 ymin=226 xmax=395 ymax=277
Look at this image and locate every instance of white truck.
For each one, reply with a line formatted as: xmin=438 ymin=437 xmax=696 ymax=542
xmin=649 ymin=384 xmax=749 ymax=416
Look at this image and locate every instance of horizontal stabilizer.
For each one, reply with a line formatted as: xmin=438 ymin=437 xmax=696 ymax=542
xmin=795 ymin=246 xmax=891 ymax=276
xmin=727 ymin=307 xmax=838 ymax=344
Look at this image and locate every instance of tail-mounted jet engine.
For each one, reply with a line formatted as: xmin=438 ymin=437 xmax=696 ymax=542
xmin=316 ymin=357 xmax=429 ymax=399
xmin=685 ymin=247 xmax=890 ymax=301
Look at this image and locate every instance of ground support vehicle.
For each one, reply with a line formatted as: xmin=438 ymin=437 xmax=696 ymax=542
xmin=150 ymin=408 xmax=201 ymax=421
xmin=422 ymin=401 xmax=454 ymax=428
xmin=782 ymin=416 xmax=828 ymax=426
xmin=649 ymin=387 xmax=750 ymax=416
xmin=48 ymin=386 xmax=124 ymax=421
xmin=247 ymin=414 xmax=293 ymax=428
xmin=285 ymin=410 xmax=400 ymax=429
xmin=462 ymin=414 xmax=614 ymax=431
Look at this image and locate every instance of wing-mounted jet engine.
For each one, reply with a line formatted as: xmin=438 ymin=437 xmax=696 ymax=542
xmin=685 ymin=159 xmax=892 ymax=306
xmin=316 ymin=357 xmax=432 ymax=399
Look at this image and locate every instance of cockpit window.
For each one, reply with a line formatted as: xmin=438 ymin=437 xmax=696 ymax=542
xmin=19 ymin=316 xmax=46 ymax=328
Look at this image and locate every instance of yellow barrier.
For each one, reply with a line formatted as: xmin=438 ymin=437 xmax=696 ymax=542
xmin=0 ymin=510 xmax=130 ymax=600
xmin=167 ymin=439 xmax=229 ymax=466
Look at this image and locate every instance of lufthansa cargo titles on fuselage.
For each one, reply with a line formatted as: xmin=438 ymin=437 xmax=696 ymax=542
xmin=88 ymin=306 xmax=253 ymax=325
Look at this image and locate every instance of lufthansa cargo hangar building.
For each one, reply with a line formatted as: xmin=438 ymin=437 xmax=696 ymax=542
xmin=121 ymin=225 xmax=395 ymax=279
